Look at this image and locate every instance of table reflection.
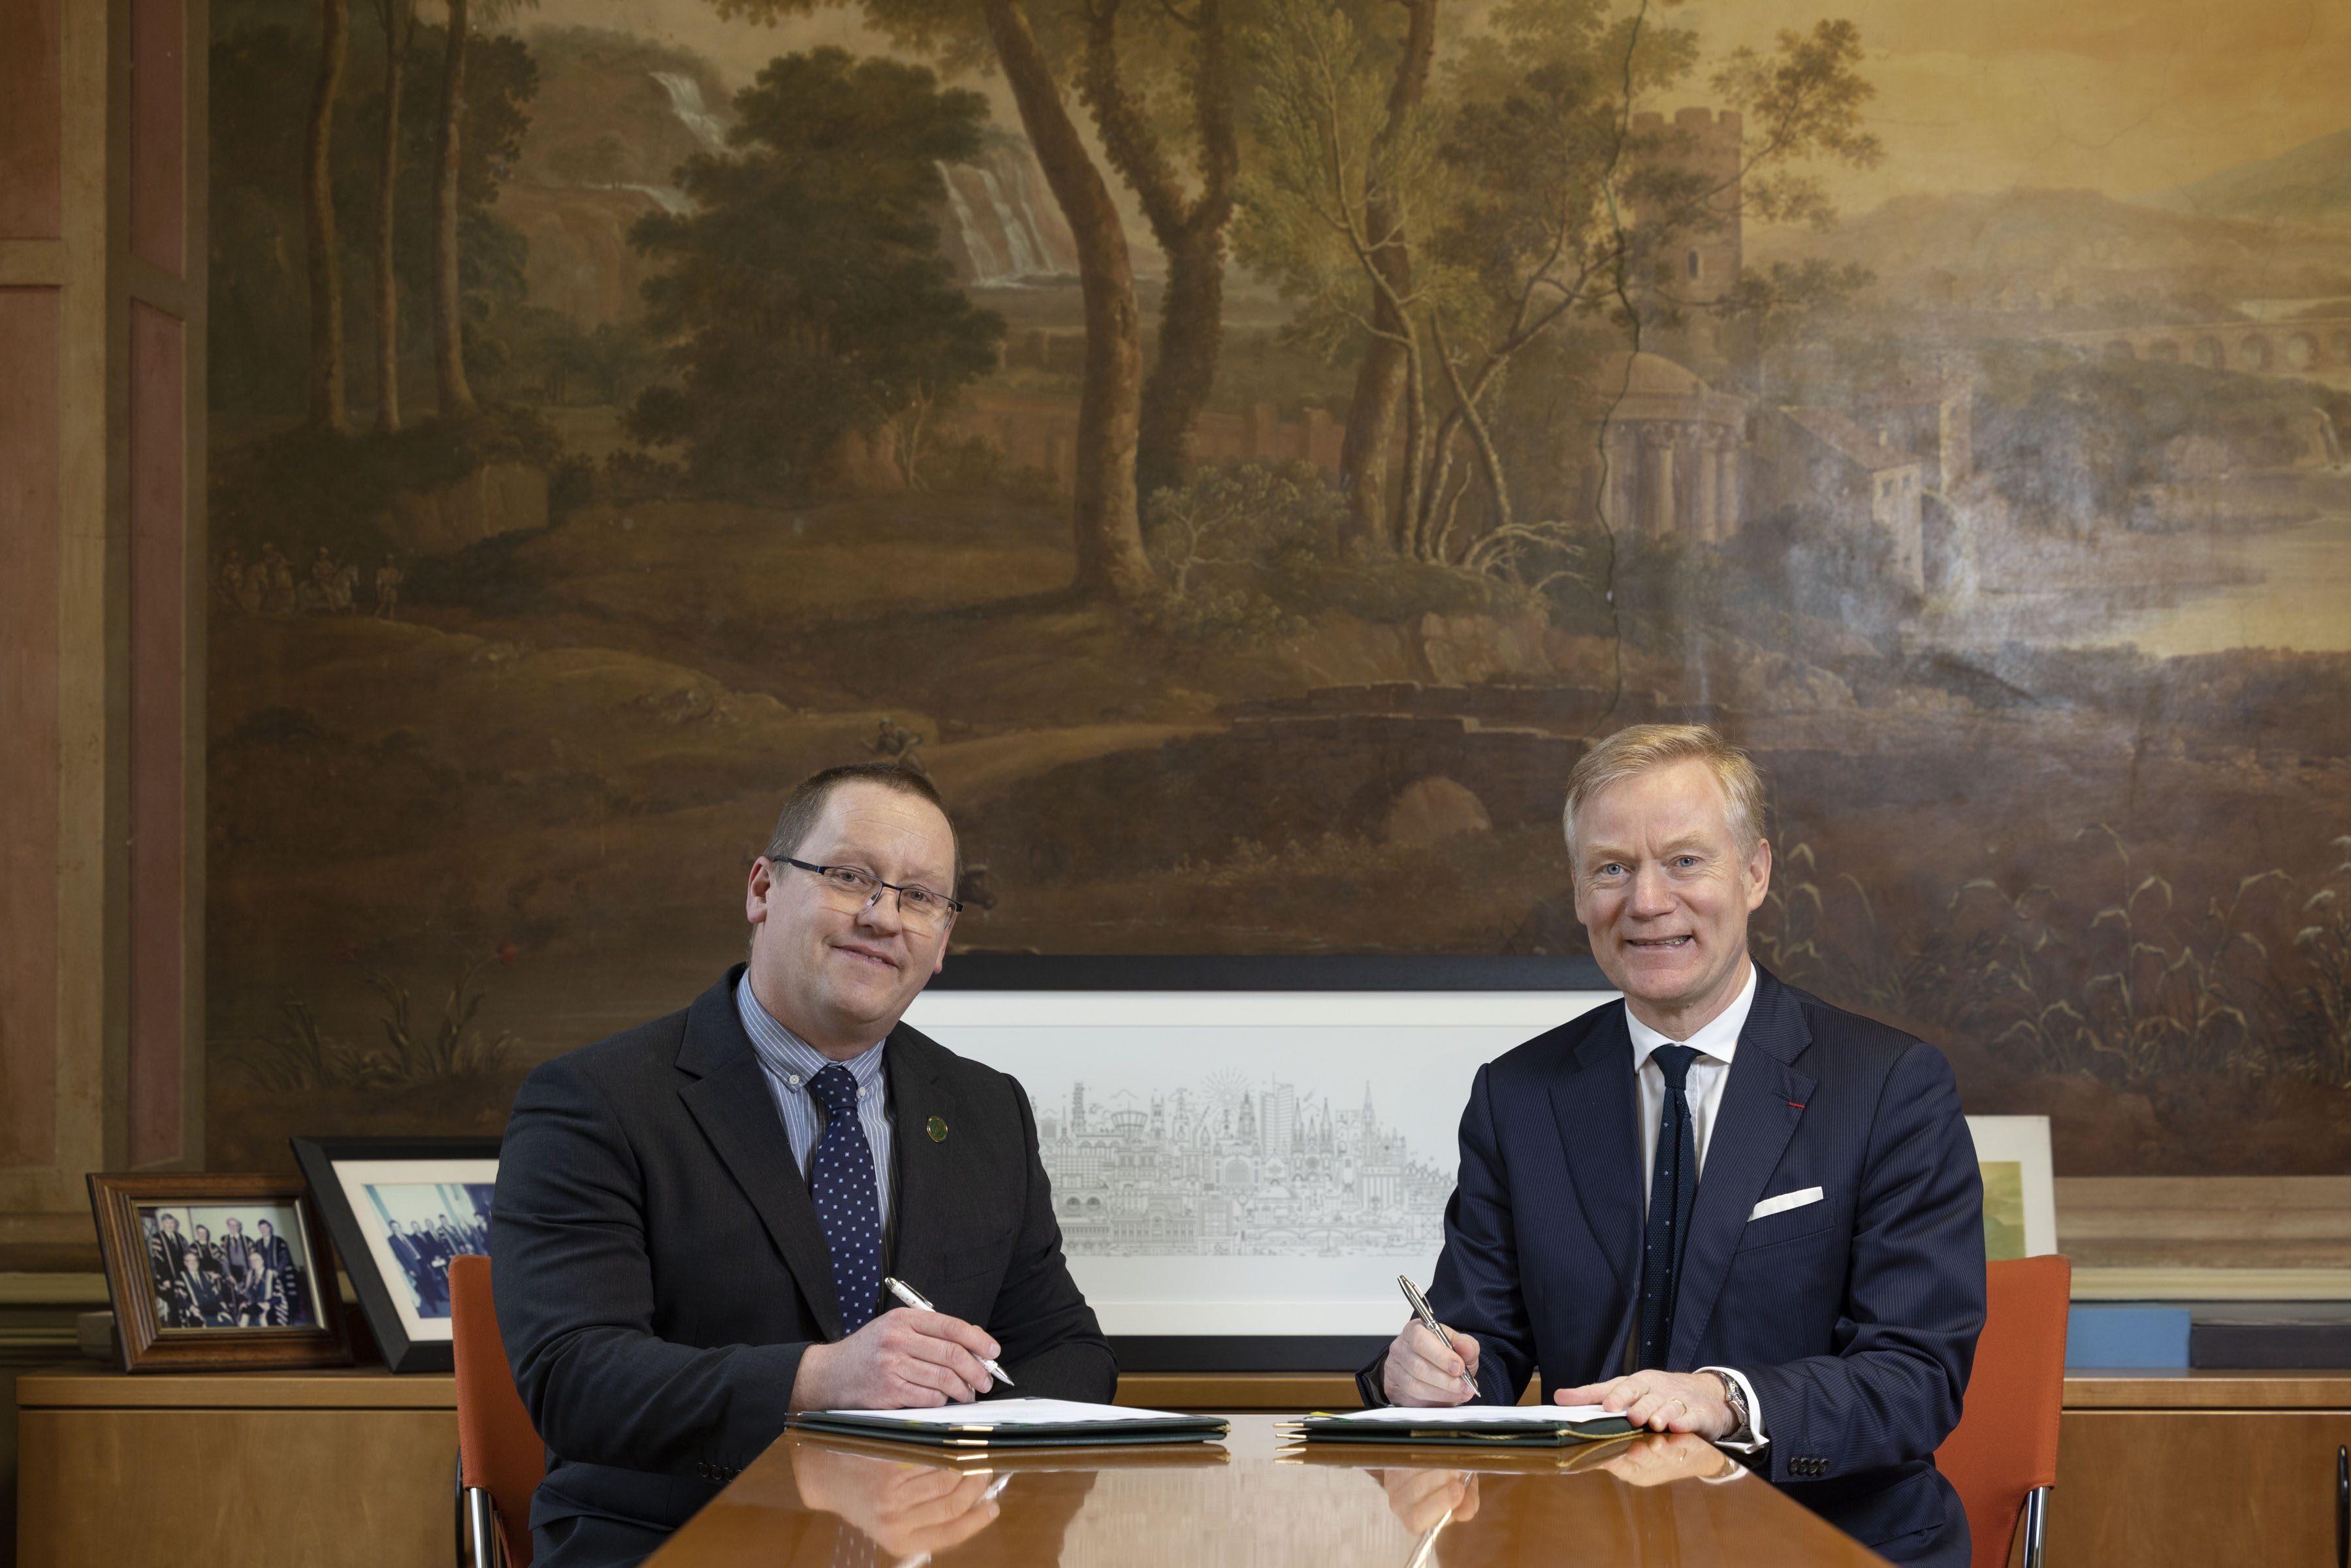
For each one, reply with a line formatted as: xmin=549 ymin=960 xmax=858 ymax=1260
xmin=789 ymin=1444 xmax=1008 ymax=1560
xmin=642 ymin=1417 xmax=1881 ymax=1568
xmin=1356 ymin=1432 xmax=1756 ymax=1568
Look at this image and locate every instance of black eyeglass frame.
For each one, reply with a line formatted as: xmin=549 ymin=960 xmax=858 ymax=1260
xmin=775 ymin=856 xmax=965 ymax=920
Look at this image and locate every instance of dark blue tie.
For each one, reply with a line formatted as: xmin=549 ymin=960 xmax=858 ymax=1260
xmin=808 ymin=1063 xmax=884 ymax=1334
xmin=1637 ymin=1044 xmax=1701 ymax=1371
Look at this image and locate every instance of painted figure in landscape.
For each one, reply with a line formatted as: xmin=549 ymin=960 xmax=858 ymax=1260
xmin=204 ymin=0 xmax=2351 ymax=1181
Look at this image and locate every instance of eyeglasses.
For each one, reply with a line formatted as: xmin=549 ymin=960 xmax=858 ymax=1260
xmin=777 ymin=857 xmax=963 ymax=928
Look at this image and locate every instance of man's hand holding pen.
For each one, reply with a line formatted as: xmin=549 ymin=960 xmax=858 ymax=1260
xmin=1381 ymin=1319 xmax=1485 ymax=1407
xmin=788 ymin=1307 xmax=1003 ymax=1412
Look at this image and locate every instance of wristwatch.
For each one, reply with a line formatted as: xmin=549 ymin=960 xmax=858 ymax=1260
xmin=1711 ymin=1369 xmax=1755 ymax=1445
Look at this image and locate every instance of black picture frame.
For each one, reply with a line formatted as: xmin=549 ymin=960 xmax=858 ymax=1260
xmin=929 ymin=952 xmax=1610 ymax=991
xmin=927 ymin=952 xmax=1614 ymax=1372
xmin=291 ymin=1135 xmax=502 ymax=1373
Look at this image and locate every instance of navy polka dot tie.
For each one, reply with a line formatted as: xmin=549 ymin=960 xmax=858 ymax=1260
xmin=808 ymin=1063 xmax=883 ymax=1334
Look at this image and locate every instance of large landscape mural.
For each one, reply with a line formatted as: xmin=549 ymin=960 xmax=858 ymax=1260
xmin=205 ymin=0 xmax=2351 ymax=1178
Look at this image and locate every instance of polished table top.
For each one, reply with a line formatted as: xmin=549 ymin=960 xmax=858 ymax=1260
xmin=643 ymin=1415 xmax=1892 ymax=1566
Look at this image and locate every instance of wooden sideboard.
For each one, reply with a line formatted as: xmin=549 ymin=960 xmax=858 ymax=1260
xmin=15 ymin=1367 xmax=458 ymax=1568
xmin=2046 ymin=1371 xmax=2351 ymax=1563
xmin=16 ymin=1366 xmax=2350 ymax=1566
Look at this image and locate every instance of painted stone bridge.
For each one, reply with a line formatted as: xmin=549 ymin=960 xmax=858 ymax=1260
xmin=2041 ymin=318 xmax=2351 ymax=378
xmin=967 ymin=685 xmax=1725 ymax=884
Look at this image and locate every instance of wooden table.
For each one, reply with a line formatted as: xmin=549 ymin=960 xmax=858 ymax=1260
xmin=641 ymin=1414 xmax=1894 ymax=1566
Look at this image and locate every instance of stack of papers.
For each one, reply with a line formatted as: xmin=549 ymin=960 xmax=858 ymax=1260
xmin=793 ymin=1397 xmax=1230 ymax=1448
xmin=1284 ymin=1403 xmax=1638 ymax=1447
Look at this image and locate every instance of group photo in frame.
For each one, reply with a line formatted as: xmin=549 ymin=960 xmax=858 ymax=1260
xmin=86 ymin=1172 xmax=351 ymax=1373
xmin=292 ymin=1136 xmax=502 ymax=1373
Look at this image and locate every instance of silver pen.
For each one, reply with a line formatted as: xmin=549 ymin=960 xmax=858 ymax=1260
xmin=882 ymin=1275 xmax=1016 ymax=1387
xmin=1398 ymin=1275 xmax=1480 ymax=1399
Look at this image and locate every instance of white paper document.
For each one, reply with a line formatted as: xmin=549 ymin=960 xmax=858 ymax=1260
xmin=1320 ymin=1404 xmax=1616 ymax=1425
xmin=818 ymin=1398 xmax=1191 ymax=1426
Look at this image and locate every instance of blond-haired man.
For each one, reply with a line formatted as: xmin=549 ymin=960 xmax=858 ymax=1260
xmin=1365 ymin=725 xmax=1985 ymax=1567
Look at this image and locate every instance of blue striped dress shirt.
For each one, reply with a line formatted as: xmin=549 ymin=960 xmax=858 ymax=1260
xmin=735 ymin=976 xmax=897 ymax=1238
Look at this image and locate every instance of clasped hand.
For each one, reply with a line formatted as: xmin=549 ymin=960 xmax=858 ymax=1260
xmin=789 ymin=1306 xmax=1002 ymax=1411
xmin=1553 ymin=1370 xmax=1735 ymax=1440
xmin=1383 ymin=1318 xmax=1735 ymax=1441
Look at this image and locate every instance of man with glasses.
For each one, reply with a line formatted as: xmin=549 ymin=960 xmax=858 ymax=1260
xmin=494 ymin=763 xmax=1113 ymax=1568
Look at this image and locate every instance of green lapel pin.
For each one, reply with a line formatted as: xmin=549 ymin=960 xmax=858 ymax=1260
xmin=926 ymin=1115 xmax=949 ymax=1143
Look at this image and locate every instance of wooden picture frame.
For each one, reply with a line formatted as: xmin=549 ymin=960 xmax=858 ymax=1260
xmin=291 ymin=1135 xmax=501 ymax=1373
xmin=88 ymin=1172 xmax=353 ymax=1373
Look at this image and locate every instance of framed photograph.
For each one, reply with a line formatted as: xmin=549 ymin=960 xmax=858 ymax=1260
xmin=87 ymin=1172 xmax=351 ymax=1372
xmin=1964 ymin=1115 xmax=2059 ymax=1261
xmin=912 ymin=954 xmax=1614 ymax=1370
xmin=291 ymin=1136 xmax=500 ymax=1373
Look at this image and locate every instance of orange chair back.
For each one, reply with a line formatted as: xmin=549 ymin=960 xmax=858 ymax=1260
xmin=1936 ymin=1254 xmax=2071 ymax=1568
xmin=451 ymin=1255 xmax=545 ymax=1568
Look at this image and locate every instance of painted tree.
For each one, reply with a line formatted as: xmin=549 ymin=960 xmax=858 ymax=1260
xmin=1074 ymin=0 xmax=1239 ymax=502
xmin=1239 ymin=1 xmax=1880 ymax=571
xmin=427 ymin=0 xmax=473 ymax=415
xmin=367 ymin=0 xmax=413 ymax=431
xmin=625 ymin=51 xmax=1006 ymax=496
xmin=303 ymin=0 xmax=351 ymax=432
xmin=429 ymin=0 xmax=536 ymax=419
xmin=717 ymin=0 xmax=1157 ymax=600
xmin=1234 ymin=0 xmax=1448 ymax=547
xmin=1337 ymin=0 xmax=1436 ymax=547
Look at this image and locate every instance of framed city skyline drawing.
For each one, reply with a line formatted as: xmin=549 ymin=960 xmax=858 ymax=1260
xmin=904 ymin=971 xmax=1615 ymax=1360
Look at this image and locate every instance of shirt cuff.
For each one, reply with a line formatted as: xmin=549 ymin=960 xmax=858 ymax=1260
xmin=1697 ymin=1365 xmax=1768 ymax=1453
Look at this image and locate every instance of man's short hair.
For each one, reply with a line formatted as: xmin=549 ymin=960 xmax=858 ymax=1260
xmin=1560 ymin=723 xmax=1767 ymax=872
xmin=760 ymin=762 xmax=960 ymax=884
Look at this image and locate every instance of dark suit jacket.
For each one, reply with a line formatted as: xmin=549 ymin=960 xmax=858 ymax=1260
xmin=1361 ymin=968 xmax=1985 ymax=1563
xmin=493 ymin=966 xmax=1117 ymax=1534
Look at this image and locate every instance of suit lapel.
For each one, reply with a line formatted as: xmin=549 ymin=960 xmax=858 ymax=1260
xmin=881 ymin=1027 xmax=970 ymax=1291
xmin=1553 ymin=1006 xmax=1645 ymax=1366
xmin=1666 ymin=968 xmax=1816 ymax=1368
xmin=675 ymin=972 xmax=844 ymax=1340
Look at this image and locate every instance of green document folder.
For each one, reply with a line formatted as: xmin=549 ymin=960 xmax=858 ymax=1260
xmin=792 ymin=1397 xmax=1230 ymax=1449
xmin=1287 ymin=1406 xmax=1639 ymax=1447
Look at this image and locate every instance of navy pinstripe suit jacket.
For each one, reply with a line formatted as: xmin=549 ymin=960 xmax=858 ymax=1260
xmin=1366 ymin=967 xmax=1986 ymax=1565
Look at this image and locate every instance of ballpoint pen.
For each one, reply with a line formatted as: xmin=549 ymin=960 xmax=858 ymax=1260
xmin=1397 ymin=1275 xmax=1480 ymax=1399
xmin=882 ymin=1275 xmax=1017 ymax=1387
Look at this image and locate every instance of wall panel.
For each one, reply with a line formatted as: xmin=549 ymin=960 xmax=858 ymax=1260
xmin=127 ymin=302 xmax=187 ymax=1168
xmin=0 ymin=289 xmax=63 ymax=1169
xmin=128 ymin=0 xmax=185 ymax=274
xmin=0 ymin=0 xmax=63 ymax=239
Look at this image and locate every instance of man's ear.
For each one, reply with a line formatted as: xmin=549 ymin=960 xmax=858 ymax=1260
xmin=745 ymin=857 xmax=774 ymax=925
xmin=1742 ymin=838 xmax=1773 ymax=912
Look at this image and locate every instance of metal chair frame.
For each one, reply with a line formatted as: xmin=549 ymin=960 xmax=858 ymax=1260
xmin=2018 ymin=1482 xmax=2048 ymax=1568
xmin=455 ymin=1450 xmax=509 ymax=1568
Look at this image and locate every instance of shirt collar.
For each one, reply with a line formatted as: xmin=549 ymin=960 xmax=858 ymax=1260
xmin=1626 ymin=959 xmax=1759 ymax=1068
xmin=736 ymin=974 xmax=888 ymax=1093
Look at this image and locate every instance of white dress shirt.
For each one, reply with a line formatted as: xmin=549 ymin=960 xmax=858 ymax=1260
xmin=1623 ymin=959 xmax=1770 ymax=1454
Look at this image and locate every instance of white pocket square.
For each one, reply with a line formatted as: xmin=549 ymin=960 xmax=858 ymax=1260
xmin=1748 ymin=1186 xmax=1825 ymax=1223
